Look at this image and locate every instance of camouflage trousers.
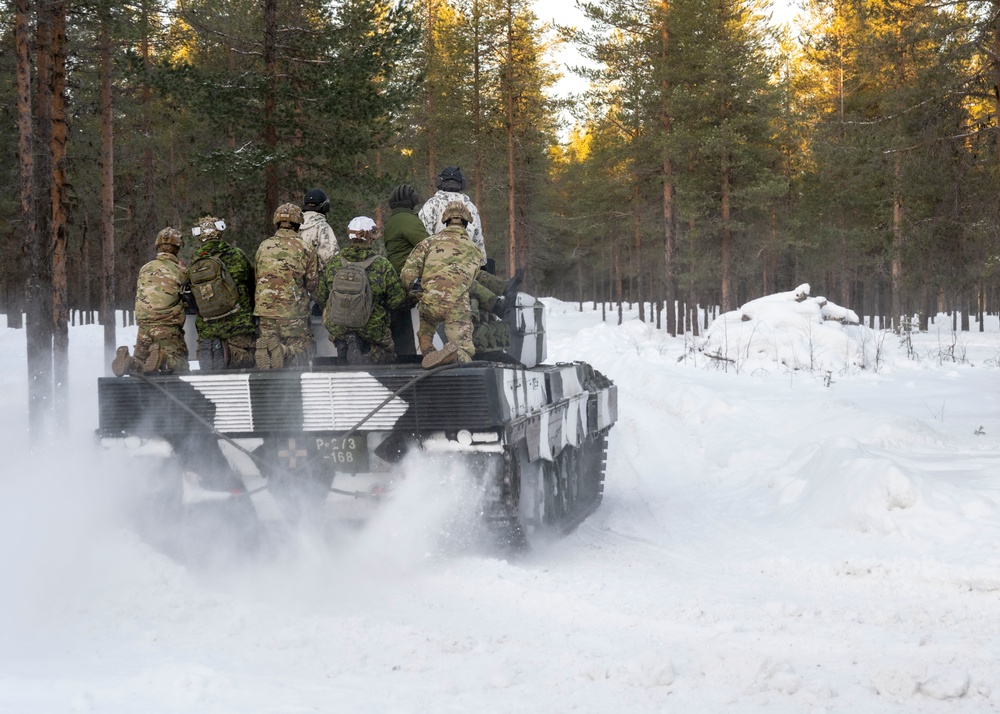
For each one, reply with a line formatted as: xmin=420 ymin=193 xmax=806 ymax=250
xmin=135 ymin=323 xmax=189 ymax=373
xmin=197 ymin=332 xmax=256 ymax=370
xmin=333 ymin=331 xmax=395 ymax=366
xmin=417 ymin=301 xmax=474 ymax=361
xmin=257 ymin=317 xmax=315 ymax=368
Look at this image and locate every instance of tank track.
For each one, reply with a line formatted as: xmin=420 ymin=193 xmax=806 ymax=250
xmin=480 ymin=429 xmax=610 ymax=552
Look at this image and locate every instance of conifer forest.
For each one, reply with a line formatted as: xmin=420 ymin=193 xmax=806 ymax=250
xmin=4 ymin=0 xmax=1000 ymax=349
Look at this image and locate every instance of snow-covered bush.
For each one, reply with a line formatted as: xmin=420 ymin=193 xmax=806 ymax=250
xmin=695 ymin=284 xmax=881 ymax=374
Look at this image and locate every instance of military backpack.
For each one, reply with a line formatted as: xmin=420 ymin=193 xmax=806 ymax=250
xmin=188 ymin=253 xmax=241 ymax=320
xmin=325 ymin=255 xmax=378 ymax=328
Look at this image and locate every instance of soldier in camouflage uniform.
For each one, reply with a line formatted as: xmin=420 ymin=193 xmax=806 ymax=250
xmin=314 ymin=216 xmax=406 ymax=365
xmin=419 ymin=166 xmax=487 ymax=264
xmin=299 ymin=188 xmax=338 ymax=268
xmin=401 ymin=201 xmax=482 ymax=368
xmin=112 ymin=227 xmax=189 ymax=376
xmin=254 ymin=203 xmax=320 ymax=369
xmin=188 ymin=216 xmax=257 ymax=369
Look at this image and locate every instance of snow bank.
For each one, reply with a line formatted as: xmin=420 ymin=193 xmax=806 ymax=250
xmin=696 ymin=284 xmax=883 ymax=374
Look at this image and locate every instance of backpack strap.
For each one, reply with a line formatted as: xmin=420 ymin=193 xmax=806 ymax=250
xmin=343 ymin=255 xmax=378 ymax=270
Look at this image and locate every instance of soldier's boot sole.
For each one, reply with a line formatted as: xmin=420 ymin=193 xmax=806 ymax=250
xmin=112 ymin=346 xmax=132 ymax=377
xmin=255 ymin=338 xmax=271 ymax=369
xmin=421 ymin=341 xmax=459 ymax=369
xmin=502 ymin=268 xmax=525 ymax=305
xmin=143 ymin=344 xmax=167 ymax=373
xmin=267 ymin=336 xmax=285 ymax=369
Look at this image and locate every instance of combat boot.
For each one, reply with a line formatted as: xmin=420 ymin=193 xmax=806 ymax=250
xmin=501 ymin=268 xmax=525 ymax=306
xmin=418 ymin=334 xmax=435 ymax=356
xmin=143 ymin=344 xmax=167 ymax=373
xmin=255 ymin=337 xmax=271 ymax=369
xmin=112 ymin=346 xmax=142 ymax=377
xmin=421 ymin=341 xmax=458 ymax=369
xmin=266 ymin=335 xmax=286 ymax=369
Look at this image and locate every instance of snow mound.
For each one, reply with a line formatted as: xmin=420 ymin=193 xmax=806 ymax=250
xmin=696 ymin=284 xmax=882 ymax=374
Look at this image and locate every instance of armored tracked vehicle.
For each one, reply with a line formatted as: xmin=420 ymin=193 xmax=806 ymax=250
xmin=97 ymin=295 xmax=618 ymax=548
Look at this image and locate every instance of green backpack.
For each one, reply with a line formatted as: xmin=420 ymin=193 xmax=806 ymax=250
xmin=189 ymin=254 xmax=240 ymax=320
xmin=325 ymin=255 xmax=378 ymax=328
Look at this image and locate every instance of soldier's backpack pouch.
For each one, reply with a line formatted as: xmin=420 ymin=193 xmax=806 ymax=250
xmin=325 ymin=255 xmax=378 ymax=328
xmin=189 ymin=254 xmax=241 ymax=320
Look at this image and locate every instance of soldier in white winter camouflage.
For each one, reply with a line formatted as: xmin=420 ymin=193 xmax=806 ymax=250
xmin=254 ymin=203 xmax=320 ymax=369
xmin=299 ymin=188 xmax=338 ymax=268
xmin=419 ymin=166 xmax=487 ymax=264
xmin=112 ymin=227 xmax=190 ymax=376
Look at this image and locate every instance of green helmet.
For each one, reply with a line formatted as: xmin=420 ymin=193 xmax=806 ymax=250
xmin=155 ymin=227 xmax=183 ymax=251
xmin=273 ymin=202 xmax=303 ymax=227
xmin=442 ymin=201 xmax=472 ymax=227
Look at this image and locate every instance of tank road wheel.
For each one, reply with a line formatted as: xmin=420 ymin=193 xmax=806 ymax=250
xmin=559 ymin=446 xmax=580 ymax=514
xmin=542 ymin=456 xmax=565 ymax=526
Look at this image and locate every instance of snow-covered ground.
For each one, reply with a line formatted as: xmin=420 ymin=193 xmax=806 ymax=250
xmin=1 ymin=294 xmax=999 ymax=713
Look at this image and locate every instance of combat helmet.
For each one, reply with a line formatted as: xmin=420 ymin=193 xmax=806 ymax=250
xmin=436 ymin=166 xmax=466 ymax=192
xmin=273 ymin=202 xmax=303 ymax=228
xmin=347 ymin=216 xmax=379 ymax=242
xmin=302 ymin=188 xmax=330 ymax=214
xmin=155 ymin=227 xmax=183 ymax=251
xmin=441 ymin=201 xmax=472 ymax=227
xmin=192 ymin=216 xmax=226 ymax=241
xmin=389 ymin=184 xmax=419 ymax=210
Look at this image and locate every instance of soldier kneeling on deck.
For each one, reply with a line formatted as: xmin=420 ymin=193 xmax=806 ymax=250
xmin=112 ymin=227 xmax=190 ymax=376
xmin=400 ymin=201 xmax=482 ymax=369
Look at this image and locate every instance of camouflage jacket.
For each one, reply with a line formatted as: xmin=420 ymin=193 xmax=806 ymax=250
xmin=254 ymin=227 xmax=319 ymax=320
xmin=135 ymin=252 xmax=186 ymax=327
xmin=384 ymin=207 xmax=428 ymax=275
xmin=191 ymin=239 xmax=256 ymax=340
xmin=418 ymin=191 xmax=487 ymax=263
xmin=299 ymin=211 xmax=338 ymax=267
xmin=400 ymin=226 xmax=480 ymax=311
xmin=315 ymin=243 xmax=406 ymax=343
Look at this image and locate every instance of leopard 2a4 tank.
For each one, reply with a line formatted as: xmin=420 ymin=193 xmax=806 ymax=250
xmin=96 ymin=294 xmax=618 ymax=548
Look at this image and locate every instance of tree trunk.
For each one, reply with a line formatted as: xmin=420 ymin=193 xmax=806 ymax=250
xmin=425 ymin=0 xmax=437 ymax=190
xmin=634 ymin=182 xmax=644 ymax=321
xmin=891 ymin=155 xmax=903 ymax=325
xmin=100 ymin=4 xmax=117 ymax=367
xmin=720 ymin=148 xmax=733 ymax=311
xmin=472 ymin=0 xmax=483 ymax=211
xmin=504 ymin=0 xmax=517 ymax=275
xmin=660 ymin=3 xmax=676 ymax=336
xmin=141 ymin=1 xmax=157 ymax=244
xmin=30 ymin=0 xmax=55 ymax=442
xmin=263 ymin=0 xmax=279 ymax=221
xmin=51 ymin=1 xmax=69 ymax=431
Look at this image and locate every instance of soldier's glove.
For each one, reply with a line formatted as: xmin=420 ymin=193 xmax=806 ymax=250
xmin=408 ymin=278 xmax=423 ymax=305
xmin=180 ymin=281 xmax=198 ymax=314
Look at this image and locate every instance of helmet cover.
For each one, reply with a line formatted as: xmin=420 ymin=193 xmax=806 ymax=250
xmin=273 ymin=202 xmax=304 ymax=227
xmin=155 ymin=227 xmax=183 ymax=251
xmin=192 ymin=215 xmax=225 ymax=240
xmin=441 ymin=201 xmax=472 ymax=227
xmin=347 ymin=216 xmax=379 ymax=242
